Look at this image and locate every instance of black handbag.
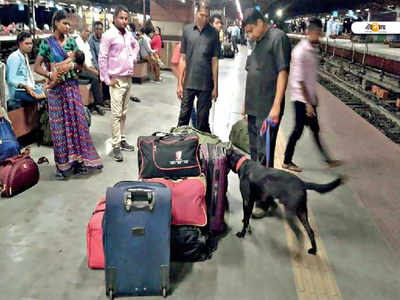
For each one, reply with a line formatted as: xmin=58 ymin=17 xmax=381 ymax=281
xmin=137 ymin=133 xmax=201 ymax=179
xmin=171 ymin=225 xmax=211 ymax=262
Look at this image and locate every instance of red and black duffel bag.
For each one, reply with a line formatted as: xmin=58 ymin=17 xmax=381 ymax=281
xmin=0 ymin=149 xmax=39 ymax=197
xmin=137 ymin=133 xmax=201 ymax=179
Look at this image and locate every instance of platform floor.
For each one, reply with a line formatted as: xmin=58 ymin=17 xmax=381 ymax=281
xmin=288 ymin=33 xmax=400 ymax=62
xmin=1 ymin=47 xmax=399 ymax=300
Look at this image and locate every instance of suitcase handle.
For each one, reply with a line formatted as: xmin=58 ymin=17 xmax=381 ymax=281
xmin=124 ymin=189 xmax=155 ymax=212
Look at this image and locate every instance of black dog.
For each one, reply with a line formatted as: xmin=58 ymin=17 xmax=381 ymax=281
xmin=227 ymin=148 xmax=343 ymax=255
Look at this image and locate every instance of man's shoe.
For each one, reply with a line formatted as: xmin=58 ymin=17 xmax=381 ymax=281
xmin=102 ymin=103 xmax=111 ymax=111
xmin=95 ymin=105 xmax=105 ymax=116
xmin=120 ymin=140 xmax=135 ymax=152
xmin=282 ymin=162 xmax=303 ymax=172
xmin=130 ymin=96 xmax=141 ymax=103
xmin=252 ymin=207 xmax=267 ymax=219
xmin=327 ymin=160 xmax=342 ymax=168
xmin=89 ymin=106 xmax=97 ymax=115
xmin=113 ymin=147 xmax=124 ymax=162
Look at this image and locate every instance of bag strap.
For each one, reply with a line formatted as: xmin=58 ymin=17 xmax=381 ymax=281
xmin=260 ymin=118 xmax=278 ymax=168
xmin=2 ymin=148 xmax=30 ymax=164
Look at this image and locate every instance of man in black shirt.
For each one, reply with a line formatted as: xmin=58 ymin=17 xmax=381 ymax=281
xmin=177 ymin=1 xmax=220 ymax=133
xmin=242 ymin=8 xmax=291 ymax=218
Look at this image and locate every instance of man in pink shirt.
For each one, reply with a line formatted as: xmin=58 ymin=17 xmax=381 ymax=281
xmin=283 ymin=18 xmax=340 ymax=172
xmin=99 ymin=5 xmax=140 ymax=162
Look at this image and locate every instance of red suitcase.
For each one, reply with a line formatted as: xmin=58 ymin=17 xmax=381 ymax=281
xmin=86 ymin=197 xmax=106 ymax=269
xmin=0 ymin=149 xmax=39 ymax=197
xmin=145 ymin=176 xmax=207 ymax=227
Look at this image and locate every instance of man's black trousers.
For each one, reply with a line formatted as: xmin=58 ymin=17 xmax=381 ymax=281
xmin=284 ymin=101 xmax=330 ymax=164
xmin=178 ymin=88 xmax=212 ymax=133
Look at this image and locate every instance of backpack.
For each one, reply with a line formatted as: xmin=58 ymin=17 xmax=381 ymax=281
xmin=0 ymin=117 xmax=20 ymax=162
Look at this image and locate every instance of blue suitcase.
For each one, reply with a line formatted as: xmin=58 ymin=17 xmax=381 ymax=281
xmin=104 ymin=181 xmax=171 ymax=299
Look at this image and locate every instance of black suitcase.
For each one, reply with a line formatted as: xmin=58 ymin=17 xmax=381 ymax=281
xmin=103 ymin=181 xmax=172 ymax=299
xmin=137 ymin=133 xmax=201 ymax=179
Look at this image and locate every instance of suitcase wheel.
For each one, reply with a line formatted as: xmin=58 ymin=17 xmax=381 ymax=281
xmin=107 ymin=289 xmax=114 ymax=300
xmin=162 ymin=287 xmax=167 ymax=298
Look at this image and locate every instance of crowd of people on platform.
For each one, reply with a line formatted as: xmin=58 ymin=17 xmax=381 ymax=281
xmin=289 ymin=16 xmax=358 ymax=37
xmin=1 ymin=2 xmax=341 ymax=222
xmin=2 ymin=6 xmax=169 ymax=177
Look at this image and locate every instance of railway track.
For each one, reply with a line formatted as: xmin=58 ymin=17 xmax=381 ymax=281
xmin=317 ymin=68 xmax=400 ymax=144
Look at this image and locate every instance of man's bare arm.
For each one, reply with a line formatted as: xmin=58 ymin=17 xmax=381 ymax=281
xmin=211 ymin=57 xmax=219 ymax=100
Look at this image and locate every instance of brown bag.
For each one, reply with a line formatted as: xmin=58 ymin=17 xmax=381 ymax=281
xmin=0 ymin=149 xmax=39 ymax=197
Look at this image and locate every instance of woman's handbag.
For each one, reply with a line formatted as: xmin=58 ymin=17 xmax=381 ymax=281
xmin=0 ymin=149 xmax=40 ymax=197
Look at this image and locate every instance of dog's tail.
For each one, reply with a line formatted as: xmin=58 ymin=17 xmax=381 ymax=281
xmin=304 ymin=177 xmax=343 ymax=194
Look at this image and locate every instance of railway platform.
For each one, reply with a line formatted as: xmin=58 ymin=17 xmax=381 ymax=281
xmin=0 ymin=47 xmax=399 ymax=300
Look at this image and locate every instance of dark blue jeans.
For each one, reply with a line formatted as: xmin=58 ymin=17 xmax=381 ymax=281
xmin=14 ymin=87 xmax=44 ymax=104
xmin=191 ymin=108 xmax=197 ymax=129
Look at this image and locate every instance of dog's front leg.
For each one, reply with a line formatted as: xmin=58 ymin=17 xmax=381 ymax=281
xmin=237 ymin=184 xmax=255 ymax=238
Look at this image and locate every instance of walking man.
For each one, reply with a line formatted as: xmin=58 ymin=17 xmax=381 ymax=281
xmin=242 ymin=8 xmax=291 ymax=218
xmin=177 ymin=1 xmax=220 ymax=133
xmin=283 ymin=18 xmax=341 ymax=172
xmin=99 ymin=5 xmax=140 ymax=162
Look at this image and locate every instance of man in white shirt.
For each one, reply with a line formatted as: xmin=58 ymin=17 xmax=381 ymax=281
xmin=75 ymin=24 xmax=105 ymax=115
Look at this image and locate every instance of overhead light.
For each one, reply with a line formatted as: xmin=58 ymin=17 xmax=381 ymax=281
xmin=365 ymin=8 xmax=369 ymax=11
xmin=276 ymin=9 xmax=283 ymax=18
xmin=356 ymin=9 xmax=361 ymax=12
xmin=264 ymin=13 xmax=269 ymax=19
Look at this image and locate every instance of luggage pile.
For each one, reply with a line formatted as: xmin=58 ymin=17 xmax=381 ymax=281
xmin=86 ymin=127 xmax=230 ymax=299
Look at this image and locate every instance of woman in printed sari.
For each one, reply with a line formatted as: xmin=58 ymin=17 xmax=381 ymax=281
xmin=34 ymin=10 xmax=103 ymax=179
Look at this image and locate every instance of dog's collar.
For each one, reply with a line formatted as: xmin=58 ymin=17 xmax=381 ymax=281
xmin=236 ymin=156 xmax=248 ymax=173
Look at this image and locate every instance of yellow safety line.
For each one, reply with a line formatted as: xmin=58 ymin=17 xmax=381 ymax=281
xmin=275 ymin=132 xmax=342 ymax=300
